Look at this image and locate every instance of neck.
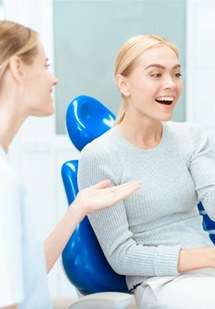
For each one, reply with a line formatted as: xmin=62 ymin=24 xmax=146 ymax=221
xmin=116 ymin=116 xmax=163 ymax=150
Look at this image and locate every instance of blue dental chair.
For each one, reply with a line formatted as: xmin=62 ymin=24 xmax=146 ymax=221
xmin=61 ymin=95 xmax=133 ymax=309
xmin=61 ymin=95 xmax=215 ymax=309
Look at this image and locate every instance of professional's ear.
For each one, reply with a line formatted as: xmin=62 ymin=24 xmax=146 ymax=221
xmin=8 ymin=56 xmax=26 ymax=81
xmin=115 ymin=74 xmax=130 ymax=97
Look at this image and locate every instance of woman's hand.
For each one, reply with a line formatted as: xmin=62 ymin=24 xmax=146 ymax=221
xmin=73 ymin=180 xmax=142 ymax=216
xmin=178 ymin=247 xmax=215 ymax=272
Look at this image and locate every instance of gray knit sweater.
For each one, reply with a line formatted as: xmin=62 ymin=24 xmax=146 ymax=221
xmin=78 ymin=121 xmax=215 ymax=290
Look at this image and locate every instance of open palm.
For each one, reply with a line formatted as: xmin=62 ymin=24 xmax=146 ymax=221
xmin=75 ymin=180 xmax=141 ymax=214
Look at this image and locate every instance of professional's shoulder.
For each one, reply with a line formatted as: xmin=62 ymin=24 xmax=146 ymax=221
xmin=0 ymin=152 xmax=15 ymax=183
xmin=0 ymin=151 xmax=21 ymax=199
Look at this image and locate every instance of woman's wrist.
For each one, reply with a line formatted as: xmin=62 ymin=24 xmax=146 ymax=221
xmin=68 ymin=199 xmax=86 ymax=222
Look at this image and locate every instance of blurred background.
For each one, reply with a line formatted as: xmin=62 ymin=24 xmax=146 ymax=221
xmin=1 ymin=0 xmax=215 ymax=305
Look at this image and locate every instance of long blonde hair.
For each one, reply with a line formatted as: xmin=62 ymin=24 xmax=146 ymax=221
xmin=0 ymin=20 xmax=38 ymax=83
xmin=114 ymin=35 xmax=179 ymax=125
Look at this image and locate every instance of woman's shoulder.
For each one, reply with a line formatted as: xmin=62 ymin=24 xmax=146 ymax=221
xmin=165 ymin=120 xmax=199 ymax=130
xmin=164 ymin=121 xmax=204 ymax=137
xmin=81 ymin=127 xmax=118 ymax=154
xmin=164 ymin=121 xmax=210 ymax=154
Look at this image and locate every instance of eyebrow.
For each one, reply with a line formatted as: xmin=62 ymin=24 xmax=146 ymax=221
xmin=144 ymin=64 xmax=181 ymax=70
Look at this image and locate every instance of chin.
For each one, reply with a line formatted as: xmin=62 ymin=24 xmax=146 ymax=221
xmin=160 ymin=113 xmax=173 ymax=122
xmin=41 ymin=103 xmax=55 ymax=116
xmin=32 ymin=108 xmax=55 ymax=117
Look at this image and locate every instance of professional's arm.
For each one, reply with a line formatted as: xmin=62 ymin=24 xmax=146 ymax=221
xmin=44 ymin=179 xmax=141 ymax=272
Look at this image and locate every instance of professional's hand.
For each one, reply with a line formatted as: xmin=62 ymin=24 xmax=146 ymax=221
xmin=45 ymin=180 xmax=141 ymax=272
xmin=73 ymin=180 xmax=142 ymax=215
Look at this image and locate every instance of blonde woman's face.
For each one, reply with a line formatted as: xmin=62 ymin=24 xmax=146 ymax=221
xmin=123 ymin=45 xmax=183 ymax=122
xmin=22 ymin=42 xmax=58 ymax=117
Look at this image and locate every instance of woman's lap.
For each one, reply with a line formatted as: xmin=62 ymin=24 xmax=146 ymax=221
xmin=134 ymin=270 xmax=215 ymax=309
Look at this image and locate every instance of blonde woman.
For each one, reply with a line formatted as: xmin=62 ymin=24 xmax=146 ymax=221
xmin=0 ymin=21 xmax=141 ymax=309
xmin=78 ymin=35 xmax=215 ymax=308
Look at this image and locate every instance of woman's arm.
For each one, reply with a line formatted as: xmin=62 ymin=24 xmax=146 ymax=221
xmin=189 ymin=124 xmax=215 ymax=220
xmin=44 ymin=179 xmax=141 ymax=272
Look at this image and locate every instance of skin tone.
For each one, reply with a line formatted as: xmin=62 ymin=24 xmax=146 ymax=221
xmin=115 ymin=45 xmax=215 ymax=274
xmin=0 ymin=41 xmax=141 ymax=309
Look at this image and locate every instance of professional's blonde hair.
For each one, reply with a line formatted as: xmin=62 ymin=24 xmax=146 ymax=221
xmin=114 ymin=35 xmax=179 ymax=125
xmin=0 ymin=20 xmax=38 ymax=82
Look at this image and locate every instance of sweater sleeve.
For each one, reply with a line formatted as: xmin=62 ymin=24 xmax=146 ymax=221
xmin=189 ymin=124 xmax=215 ymax=221
xmin=78 ymin=140 xmax=180 ymax=278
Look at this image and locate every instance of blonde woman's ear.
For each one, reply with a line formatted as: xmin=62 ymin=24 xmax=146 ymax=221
xmin=115 ymin=74 xmax=130 ymax=97
xmin=8 ymin=56 xmax=25 ymax=80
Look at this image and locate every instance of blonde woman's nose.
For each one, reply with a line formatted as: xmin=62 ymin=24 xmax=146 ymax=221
xmin=52 ymin=74 xmax=58 ymax=85
xmin=163 ymin=74 xmax=176 ymax=89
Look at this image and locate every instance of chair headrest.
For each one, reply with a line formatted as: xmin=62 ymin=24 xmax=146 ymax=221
xmin=66 ymin=95 xmax=116 ymax=151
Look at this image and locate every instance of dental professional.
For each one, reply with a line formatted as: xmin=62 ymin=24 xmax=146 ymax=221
xmin=0 ymin=21 xmax=141 ymax=309
xmin=78 ymin=35 xmax=215 ymax=308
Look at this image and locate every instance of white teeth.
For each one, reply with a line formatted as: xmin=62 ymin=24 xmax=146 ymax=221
xmin=157 ymin=97 xmax=174 ymax=101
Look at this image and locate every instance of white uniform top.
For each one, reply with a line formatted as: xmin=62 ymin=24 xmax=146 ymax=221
xmin=0 ymin=146 xmax=52 ymax=308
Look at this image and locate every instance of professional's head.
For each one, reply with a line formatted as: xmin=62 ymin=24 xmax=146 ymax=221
xmin=0 ymin=20 xmax=57 ymax=117
xmin=114 ymin=35 xmax=183 ymax=124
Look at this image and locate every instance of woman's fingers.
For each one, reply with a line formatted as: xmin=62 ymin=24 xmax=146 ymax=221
xmin=77 ymin=180 xmax=142 ymax=215
xmin=110 ymin=181 xmax=141 ymax=192
xmin=94 ymin=179 xmax=141 ymax=191
xmin=94 ymin=179 xmax=111 ymax=189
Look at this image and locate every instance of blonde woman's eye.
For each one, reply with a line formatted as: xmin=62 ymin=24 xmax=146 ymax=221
xmin=151 ymin=73 xmax=162 ymax=78
xmin=174 ymin=72 xmax=182 ymax=78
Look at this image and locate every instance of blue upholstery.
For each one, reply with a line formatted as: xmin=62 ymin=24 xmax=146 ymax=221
xmin=197 ymin=202 xmax=215 ymax=244
xmin=61 ymin=95 xmax=129 ymax=295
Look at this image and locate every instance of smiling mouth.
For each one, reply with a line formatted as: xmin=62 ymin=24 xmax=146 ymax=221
xmin=155 ymin=96 xmax=175 ymax=105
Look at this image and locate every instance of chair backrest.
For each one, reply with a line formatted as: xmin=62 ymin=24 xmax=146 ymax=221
xmin=62 ymin=95 xmax=129 ymax=295
xmin=197 ymin=202 xmax=215 ymax=244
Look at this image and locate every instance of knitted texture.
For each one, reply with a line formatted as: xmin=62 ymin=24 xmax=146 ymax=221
xmin=78 ymin=121 xmax=215 ymax=290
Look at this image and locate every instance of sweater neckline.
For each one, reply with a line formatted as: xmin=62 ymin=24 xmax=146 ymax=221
xmin=112 ymin=122 xmax=167 ymax=153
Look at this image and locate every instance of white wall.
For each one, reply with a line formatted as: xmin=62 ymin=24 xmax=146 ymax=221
xmin=186 ymin=0 xmax=215 ymax=145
